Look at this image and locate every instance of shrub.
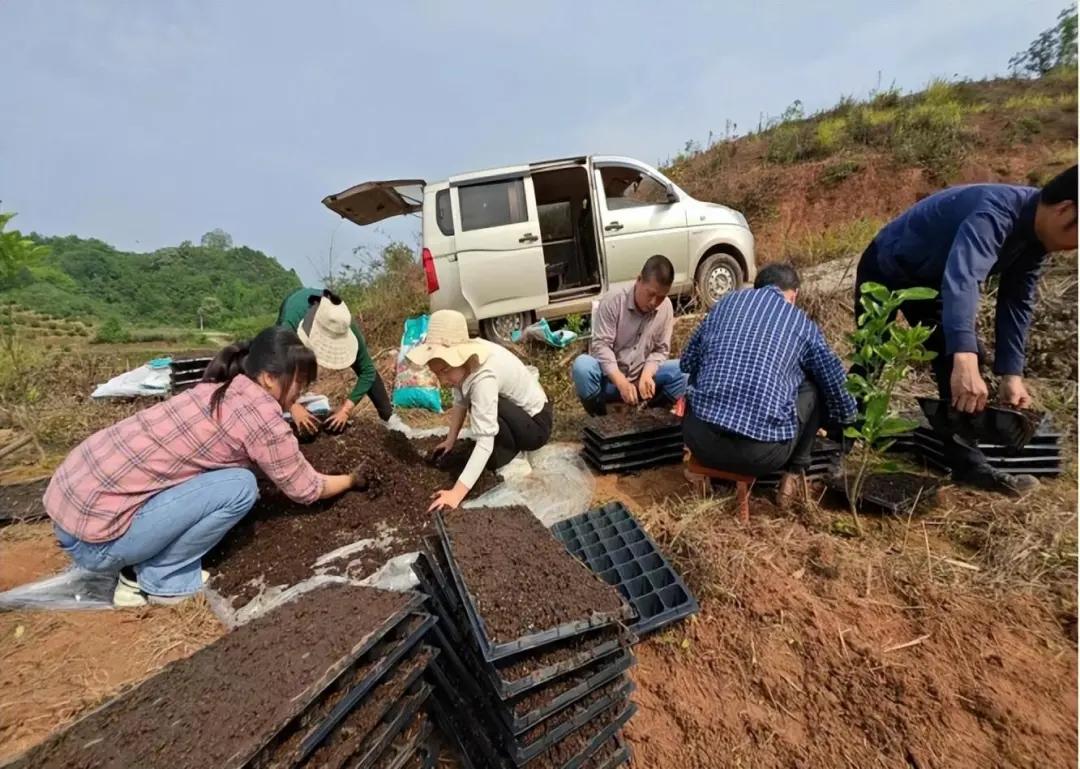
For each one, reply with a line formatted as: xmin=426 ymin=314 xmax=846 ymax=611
xmin=223 ymin=313 xmax=278 ymax=342
xmin=783 ymin=218 xmax=884 ymax=268
xmin=766 ymin=123 xmax=816 ymax=164
xmin=892 ymin=100 xmax=968 ymax=178
xmin=820 ymin=159 xmax=864 ymax=188
xmin=93 ymin=317 xmax=131 ymax=344
xmin=814 ymin=117 xmax=849 ymax=155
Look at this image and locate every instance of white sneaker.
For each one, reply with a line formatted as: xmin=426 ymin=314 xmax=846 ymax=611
xmin=113 ymin=569 xmax=209 ymax=608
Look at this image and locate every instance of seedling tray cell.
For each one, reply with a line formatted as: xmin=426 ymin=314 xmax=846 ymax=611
xmin=503 ymin=680 xmax=634 ymax=765
xmin=501 ymin=650 xmax=632 ymax=735
xmin=372 ymin=716 xmax=433 ymax=769
xmin=552 ymin=502 xmax=699 ymax=635
xmin=297 ymin=615 xmax=437 ymax=761
xmin=434 ymin=513 xmax=632 ymax=663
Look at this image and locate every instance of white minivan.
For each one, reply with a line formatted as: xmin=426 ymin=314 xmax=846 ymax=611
xmin=323 ymin=155 xmax=755 ymax=342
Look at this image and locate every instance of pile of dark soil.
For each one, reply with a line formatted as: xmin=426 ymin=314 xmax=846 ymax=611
xmin=0 ymin=479 xmax=48 ymax=524
xmin=205 ymin=428 xmax=497 ymax=606
xmin=6 ymin=585 xmax=415 ymax=769
xmin=441 ymin=506 xmax=626 ymax=644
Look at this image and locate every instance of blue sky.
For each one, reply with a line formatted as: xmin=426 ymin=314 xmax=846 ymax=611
xmin=0 ymin=0 xmax=1066 ymax=284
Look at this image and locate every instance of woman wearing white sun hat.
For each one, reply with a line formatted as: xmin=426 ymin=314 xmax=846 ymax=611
xmin=276 ymin=287 xmax=393 ymax=433
xmin=408 ymin=310 xmax=553 ymax=511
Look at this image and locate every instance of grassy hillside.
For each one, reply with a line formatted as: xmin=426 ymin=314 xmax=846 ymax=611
xmin=0 ymin=232 xmax=302 ymax=332
xmin=664 ymin=68 xmax=1078 ymax=268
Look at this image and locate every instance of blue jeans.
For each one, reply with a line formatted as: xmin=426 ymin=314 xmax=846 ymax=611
xmin=53 ymin=469 xmax=258 ymax=596
xmin=571 ymin=355 xmax=688 ymax=403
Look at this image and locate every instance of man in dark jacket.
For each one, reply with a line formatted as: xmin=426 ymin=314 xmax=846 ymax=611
xmin=855 ymin=165 xmax=1077 ymax=494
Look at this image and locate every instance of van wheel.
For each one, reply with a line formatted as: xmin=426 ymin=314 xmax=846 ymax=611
xmin=695 ymin=254 xmax=743 ymax=308
xmin=481 ymin=312 xmax=531 ymax=344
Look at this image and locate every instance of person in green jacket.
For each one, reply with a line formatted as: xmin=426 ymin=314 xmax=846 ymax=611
xmin=276 ymin=288 xmax=392 ymax=433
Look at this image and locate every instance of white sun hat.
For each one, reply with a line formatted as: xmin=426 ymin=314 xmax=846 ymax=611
xmin=406 ymin=310 xmax=490 ymax=368
xmin=297 ymin=296 xmax=359 ymax=370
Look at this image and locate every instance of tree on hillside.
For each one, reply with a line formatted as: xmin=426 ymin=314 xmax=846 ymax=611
xmin=200 ymin=228 xmax=233 ymax=250
xmin=198 ymin=295 xmax=225 ymax=330
xmin=1009 ymin=6 xmax=1078 ymax=76
xmin=0 ymin=213 xmax=49 ymax=289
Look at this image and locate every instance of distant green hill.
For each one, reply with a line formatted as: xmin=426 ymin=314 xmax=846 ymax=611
xmin=0 ymin=232 xmax=302 ymax=329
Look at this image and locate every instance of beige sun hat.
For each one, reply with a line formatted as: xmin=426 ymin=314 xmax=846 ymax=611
xmin=297 ymin=297 xmax=359 ymax=370
xmin=406 ymin=310 xmax=490 ymax=368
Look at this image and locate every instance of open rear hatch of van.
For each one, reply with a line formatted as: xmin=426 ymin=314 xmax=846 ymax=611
xmin=322 ymin=180 xmax=425 ymax=225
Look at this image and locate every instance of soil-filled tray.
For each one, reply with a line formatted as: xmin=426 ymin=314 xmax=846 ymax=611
xmin=435 ymin=507 xmax=631 ymax=662
xmin=502 ymin=649 xmax=632 ymax=735
xmin=525 ymin=699 xmax=637 ymax=769
xmin=205 ymin=429 xmax=499 ymax=608
xmin=5 ymin=586 xmax=419 ymax=769
xmin=581 ymin=445 xmax=685 ymax=474
xmin=350 ymin=682 xmax=434 ymax=769
xmin=582 ymin=409 xmax=681 ymax=442
xmin=296 ymin=614 xmax=438 ymax=761
xmin=420 ymin=541 xmax=630 ymax=700
xmin=502 ymin=679 xmax=634 ymax=765
xmin=302 ymin=656 xmax=434 ymax=769
xmin=371 ymin=713 xmax=432 ymax=769
xmin=578 ymin=737 xmax=630 ymax=769
xmin=0 ymin=478 xmax=49 ymax=524
xmin=828 ymin=472 xmax=941 ymax=515
xmin=552 ymin=503 xmax=698 ymax=636
xmin=253 ymin=612 xmax=433 ymax=767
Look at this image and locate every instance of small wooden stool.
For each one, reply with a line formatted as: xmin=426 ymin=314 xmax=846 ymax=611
xmin=684 ymin=451 xmax=754 ymax=523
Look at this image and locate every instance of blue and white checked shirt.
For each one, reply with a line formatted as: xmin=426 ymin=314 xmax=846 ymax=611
xmin=681 ymin=286 xmax=857 ymax=442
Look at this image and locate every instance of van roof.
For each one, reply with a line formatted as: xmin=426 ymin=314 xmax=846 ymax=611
xmin=441 ymin=154 xmax=655 ymax=185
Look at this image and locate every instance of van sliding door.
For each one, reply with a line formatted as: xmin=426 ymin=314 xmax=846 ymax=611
xmin=450 ymin=173 xmax=549 ymax=322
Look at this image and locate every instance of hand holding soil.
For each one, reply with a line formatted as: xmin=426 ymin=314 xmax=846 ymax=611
xmin=291 ymin=403 xmax=321 ymax=436
xmin=429 ymin=485 xmax=467 ymax=512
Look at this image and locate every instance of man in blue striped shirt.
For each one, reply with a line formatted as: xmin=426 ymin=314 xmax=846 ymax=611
xmin=681 ymin=264 xmax=856 ymax=500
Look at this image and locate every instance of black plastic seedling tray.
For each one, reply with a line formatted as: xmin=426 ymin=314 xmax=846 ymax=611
xmin=353 ymin=682 xmax=434 ymax=769
xmin=583 ymin=410 xmax=682 ymax=442
xmin=552 ymin=502 xmax=699 ymax=636
xmin=547 ymin=700 xmax=638 ymax=769
xmin=588 ymin=736 xmax=631 ymax=769
xmin=422 ymin=535 xmax=461 ymax=611
xmin=582 ymin=445 xmax=685 ymax=474
xmin=420 ymin=542 xmax=630 ymax=701
xmin=428 ymin=660 xmax=514 ymax=769
xmin=412 ymin=552 xmax=465 ymax=646
xmin=826 ymin=473 xmax=941 ymax=516
xmin=434 ymin=513 xmax=633 ymax=663
xmin=501 ymin=649 xmax=632 ymax=735
xmin=583 ymin=428 xmax=684 ymax=454
xmin=582 ymin=436 xmax=685 ymax=463
xmin=297 ymin=614 xmax=437 ymax=761
xmin=377 ymin=717 xmax=434 ymax=769
xmin=503 ymin=680 xmax=634 ymax=765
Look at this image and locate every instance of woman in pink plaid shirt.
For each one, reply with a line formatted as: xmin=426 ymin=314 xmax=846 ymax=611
xmin=44 ymin=327 xmax=368 ymax=608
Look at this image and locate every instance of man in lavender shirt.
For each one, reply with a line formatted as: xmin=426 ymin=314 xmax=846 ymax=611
xmin=571 ymin=255 xmax=688 ymax=416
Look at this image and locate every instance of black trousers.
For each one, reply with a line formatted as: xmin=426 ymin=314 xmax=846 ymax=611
xmin=491 ymin=399 xmax=554 ymax=469
xmin=683 ymin=380 xmax=821 ymax=477
xmin=853 ymin=243 xmax=985 ymax=474
xmin=366 ymin=372 xmax=393 ymax=421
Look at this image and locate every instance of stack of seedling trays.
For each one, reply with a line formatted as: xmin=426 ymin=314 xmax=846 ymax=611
xmin=582 ymin=409 xmax=683 ymax=473
xmin=169 ymin=355 xmax=213 ymax=394
xmin=550 ymin=502 xmax=698 ymax=636
xmin=757 ymin=437 xmax=844 ymax=488
xmin=908 ymin=417 xmax=1064 ymax=477
xmin=414 ymin=506 xmax=637 ymax=769
xmin=6 ymin=585 xmax=440 ymax=769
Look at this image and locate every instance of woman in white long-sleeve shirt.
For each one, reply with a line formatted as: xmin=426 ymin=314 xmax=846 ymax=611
xmin=408 ymin=310 xmax=553 ymax=511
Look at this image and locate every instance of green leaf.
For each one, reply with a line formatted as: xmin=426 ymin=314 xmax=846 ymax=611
xmin=896 ymin=286 xmax=938 ymax=302
xmin=879 ymin=417 xmax=918 ymax=436
xmin=877 ymin=459 xmax=900 ymax=473
xmin=843 ymin=426 xmax=864 ymax=439
xmin=860 ymin=282 xmax=891 ymax=301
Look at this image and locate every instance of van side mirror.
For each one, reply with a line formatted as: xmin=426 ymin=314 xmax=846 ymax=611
xmin=666 ymin=188 xmax=679 ymax=204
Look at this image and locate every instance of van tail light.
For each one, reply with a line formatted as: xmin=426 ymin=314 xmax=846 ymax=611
xmin=421 ymin=248 xmax=439 ymax=294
